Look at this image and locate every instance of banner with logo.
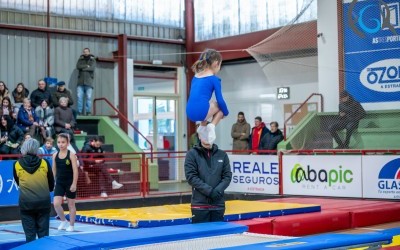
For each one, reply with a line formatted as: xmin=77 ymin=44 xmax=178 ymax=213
xmin=343 ymin=0 xmax=400 ymax=103
xmin=283 ymin=155 xmax=362 ymax=197
xmin=0 ymin=160 xmax=19 ymax=206
xmin=362 ymin=156 xmax=400 ymax=199
xmin=226 ymin=155 xmax=279 ymax=194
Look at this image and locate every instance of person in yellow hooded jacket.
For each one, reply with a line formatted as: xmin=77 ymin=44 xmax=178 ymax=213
xmin=13 ymin=138 xmax=54 ymax=243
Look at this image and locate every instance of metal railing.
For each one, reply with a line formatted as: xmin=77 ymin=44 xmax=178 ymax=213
xmin=93 ymin=97 xmax=153 ymax=161
xmin=283 ymin=93 xmax=324 ymax=140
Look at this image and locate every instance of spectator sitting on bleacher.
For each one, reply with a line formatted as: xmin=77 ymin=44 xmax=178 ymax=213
xmin=0 ymin=81 xmax=10 ymax=105
xmin=52 ymin=81 xmax=74 ymax=108
xmin=30 ymin=79 xmax=52 ymax=109
xmin=17 ymin=98 xmax=40 ymax=137
xmin=12 ymin=83 xmax=30 ymax=114
xmin=81 ymin=136 xmax=123 ymax=198
xmin=37 ymin=137 xmax=57 ymax=162
xmin=54 ymin=97 xmax=76 ymax=146
xmin=35 ymin=99 xmax=55 ymax=141
xmin=0 ymin=115 xmax=24 ymax=155
xmin=0 ymin=96 xmax=14 ymax=117
xmin=329 ymin=90 xmax=366 ymax=149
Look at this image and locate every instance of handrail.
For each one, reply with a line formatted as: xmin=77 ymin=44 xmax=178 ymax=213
xmin=283 ymin=93 xmax=324 ymax=141
xmin=93 ymin=97 xmax=153 ymax=162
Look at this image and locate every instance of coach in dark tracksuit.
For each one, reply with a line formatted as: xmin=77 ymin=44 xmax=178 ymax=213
xmin=184 ymin=141 xmax=232 ymax=223
xmin=13 ymin=138 xmax=54 ymax=242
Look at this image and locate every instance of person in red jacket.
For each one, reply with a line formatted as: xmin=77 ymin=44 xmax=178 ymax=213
xmin=248 ymin=116 xmax=269 ymax=154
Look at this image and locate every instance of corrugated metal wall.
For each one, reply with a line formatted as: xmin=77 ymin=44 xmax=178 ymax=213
xmin=0 ymin=29 xmax=47 ymax=89
xmin=0 ymin=5 xmax=185 ymax=114
xmin=0 ymin=9 xmax=184 ymax=40
xmin=50 ymin=34 xmax=117 ymax=113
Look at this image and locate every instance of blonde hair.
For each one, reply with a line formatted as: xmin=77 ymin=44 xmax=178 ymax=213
xmin=191 ymin=49 xmax=222 ymax=73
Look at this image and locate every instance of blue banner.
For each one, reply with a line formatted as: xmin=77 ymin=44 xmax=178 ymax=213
xmin=343 ymin=0 xmax=400 ymax=103
xmin=0 ymin=160 xmax=54 ymax=207
xmin=0 ymin=160 xmax=19 ymax=206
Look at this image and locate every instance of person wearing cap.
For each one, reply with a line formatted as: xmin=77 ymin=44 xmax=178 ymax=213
xmin=328 ymin=90 xmax=366 ymax=149
xmin=51 ymin=81 xmax=74 ymax=108
xmin=13 ymin=138 xmax=54 ymax=242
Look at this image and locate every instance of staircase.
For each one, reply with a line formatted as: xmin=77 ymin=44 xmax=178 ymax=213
xmin=76 ymin=116 xmax=141 ymax=199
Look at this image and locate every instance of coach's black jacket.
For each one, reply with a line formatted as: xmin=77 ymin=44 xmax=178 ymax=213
xmin=184 ymin=143 xmax=232 ymax=208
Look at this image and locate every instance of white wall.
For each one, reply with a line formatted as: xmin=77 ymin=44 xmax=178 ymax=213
xmin=215 ymin=59 xmax=319 ymax=150
xmin=317 ymin=0 xmax=340 ymax=112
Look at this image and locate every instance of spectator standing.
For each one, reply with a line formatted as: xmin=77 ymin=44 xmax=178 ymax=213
xmin=30 ymin=79 xmax=52 ymax=109
xmin=259 ymin=121 xmax=284 ymax=155
xmin=13 ymin=138 xmax=54 ymax=242
xmin=184 ymin=140 xmax=232 ymax=223
xmin=17 ymin=98 xmax=40 ymax=137
xmin=0 ymin=81 xmax=10 ymax=104
xmin=329 ymin=90 xmax=366 ymax=149
xmin=0 ymin=115 xmax=24 ymax=154
xmin=52 ymin=133 xmax=78 ymax=232
xmin=81 ymin=136 xmax=123 ymax=198
xmin=76 ymin=48 xmax=96 ymax=115
xmin=248 ymin=116 xmax=269 ymax=154
xmin=12 ymin=82 xmax=30 ymax=114
xmin=35 ymin=99 xmax=55 ymax=141
xmin=231 ymin=111 xmax=250 ymax=154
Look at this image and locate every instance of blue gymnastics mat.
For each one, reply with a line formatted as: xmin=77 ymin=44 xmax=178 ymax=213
xmin=213 ymin=232 xmax=393 ymax=250
xmin=0 ymin=219 xmax=128 ymax=250
xmin=12 ymin=222 xmax=247 ymax=250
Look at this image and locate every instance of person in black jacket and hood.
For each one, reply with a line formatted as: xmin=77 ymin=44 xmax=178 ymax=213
xmin=329 ymin=90 xmax=366 ymax=149
xmin=0 ymin=115 xmax=24 ymax=155
xmin=184 ymin=140 xmax=232 ymax=223
xmin=13 ymin=138 xmax=54 ymax=242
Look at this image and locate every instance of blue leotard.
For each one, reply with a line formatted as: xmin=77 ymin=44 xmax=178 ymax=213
xmin=186 ymin=75 xmax=229 ymax=122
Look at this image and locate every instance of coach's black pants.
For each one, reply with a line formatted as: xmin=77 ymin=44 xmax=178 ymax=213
xmin=191 ymin=209 xmax=225 ymax=224
xmin=20 ymin=208 xmax=51 ymax=242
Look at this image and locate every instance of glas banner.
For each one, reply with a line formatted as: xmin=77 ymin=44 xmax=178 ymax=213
xmin=362 ymin=155 xmax=400 ymax=199
xmin=342 ymin=0 xmax=400 ymax=103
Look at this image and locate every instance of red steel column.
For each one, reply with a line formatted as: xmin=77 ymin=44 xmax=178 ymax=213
xmin=185 ymin=0 xmax=196 ymax=145
xmin=118 ymin=34 xmax=128 ymax=133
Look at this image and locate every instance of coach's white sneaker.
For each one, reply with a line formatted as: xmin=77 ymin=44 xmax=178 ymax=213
xmin=112 ymin=180 xmax=123 ymax=190
xmin=100 ymin=192 xmax=108 ymax=198
xmin=58 ymin=220 xmax=68 ymax=230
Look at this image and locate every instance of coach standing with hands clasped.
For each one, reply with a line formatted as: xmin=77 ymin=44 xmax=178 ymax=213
xmin=184 ymin=140 xmax=232 ymax=223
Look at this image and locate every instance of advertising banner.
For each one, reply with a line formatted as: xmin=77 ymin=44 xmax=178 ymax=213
xmin=226 ymin=155 xmax=279 ymax=194
xmin=342 ymin=0 xmax=400 ymax=103
xmin=283 ymin=155 xmax=362 ymax=197
xmin=362 ymin=155 xmax=400 ymax=199
xmin=0 ymin=160 xmax=19 ymax=206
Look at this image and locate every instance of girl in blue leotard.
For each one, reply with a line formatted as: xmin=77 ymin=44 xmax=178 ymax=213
xmin=186 ymin=49 xmax=229 ymax=144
